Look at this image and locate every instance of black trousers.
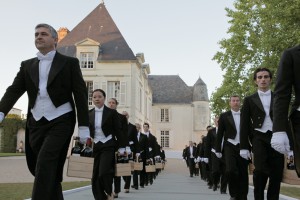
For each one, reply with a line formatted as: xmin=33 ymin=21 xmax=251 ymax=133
xmin=187 ymin=158 xmax=195 ymax=176
xmin=92 ymin=139 xmax=116 ymax=200
xmin=28 ymin=112 xmax=75 ymax=200
xmin=113 ymin=176 xmax=121 ymax=193
xmin=252 ymin=131 xmax=284 ymax=200
xmin=290 ymin=110 xmax=300 ymax=177
xmin=224 ymin=142 xmax=248 ymax=200
xmin=211 ymin=152 xmax=228 ymax=193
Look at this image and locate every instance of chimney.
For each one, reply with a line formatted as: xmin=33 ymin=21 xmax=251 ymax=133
xmin=57 ymin=27 xmax=70 ymax=43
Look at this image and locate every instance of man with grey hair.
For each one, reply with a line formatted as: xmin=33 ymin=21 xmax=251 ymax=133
xmin=0 ymin=23 xmax=90 ymax=200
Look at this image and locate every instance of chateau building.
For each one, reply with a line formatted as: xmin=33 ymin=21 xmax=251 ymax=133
xmin=56 ymin=3 xmax=210 ymax=151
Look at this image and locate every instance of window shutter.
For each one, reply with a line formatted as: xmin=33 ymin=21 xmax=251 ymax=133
xmin=120 ymin=82 xmax=126 ymax=106
xmin=101 ymin=81 xmax=107 ymax=93
xmin=156 ymin=108 xmax=161 ymax=123
xmin=94 ymin=81 xmax=99 ymax=90
xmin=168 ymin=108 xmax=172 ymax=122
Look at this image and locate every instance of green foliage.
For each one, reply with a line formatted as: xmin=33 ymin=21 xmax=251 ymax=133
xmin=0 ymin=118 xmax=26 ymax=153
xmin=211 ymin=0 xmax=300 ymax=115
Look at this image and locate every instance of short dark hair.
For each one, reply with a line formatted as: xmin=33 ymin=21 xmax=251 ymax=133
xmin=229 ymin=95 xmax=240 ymax=101
xmin=92 ymin=89 xmax=106 ymax=98
xmin=253 ymin=67 xmax=272 ymax=80
xmin=143 ymin=122 xmax=150 ymax=128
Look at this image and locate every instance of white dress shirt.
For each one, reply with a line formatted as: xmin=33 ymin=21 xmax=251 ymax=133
xmin=255 ymin=90 xmax=273 ymax=133
xmin=94 ymin=106 xmax=112 ymax=143
xmin=31 ymin=50 xmax=72 ymax=121
xmin=189 ymin=146 xmax=194 ymax=158
xmin=227 ymin=110 xmax=240 ymax=145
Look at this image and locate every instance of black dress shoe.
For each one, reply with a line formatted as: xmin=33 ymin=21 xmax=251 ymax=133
xmin=208 ymin=185 xmax=213 ymax=189
xmin=213 ymin=185 xmax=217 ymax=191
xmin=221 ymin=191 xmax=227 ymax=194
xmin=113 ymin=193 xmax=118 ymax=198
xmin=140 ymin=185 xmax=144 ymax=188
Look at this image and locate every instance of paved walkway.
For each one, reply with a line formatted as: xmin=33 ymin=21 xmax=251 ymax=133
xmin=0 ymin=156 xmax=298 ymax=200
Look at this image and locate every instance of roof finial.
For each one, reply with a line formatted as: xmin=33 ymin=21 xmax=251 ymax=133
xmin=101 ymin=0 xmax=105 ymax=4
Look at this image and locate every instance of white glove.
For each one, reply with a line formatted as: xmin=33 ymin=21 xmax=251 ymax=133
xmin=194 ymin=158 xmax=197 ymax=163
xmin=203 ymin=158 xmax=209 ymax=163
xmin=197 ymin=157 xmax=200 ymax=162
xmin=149 ymin=147 xmax=152 ymax=152
xmin=155 ymin=155 xmax=160 ymax=159
xmin=288 ymin=151 xmax=294 ymax=158
xmin=240 ymin=149 xmax=251 ymax=160
xmin=271 ymin=132 xmax=290 ymax=154
xmin=200 ymin=157 xmax=204 ymax=162
xmin=135 ymin=153 xmax=140 ymax=158
xmin=0 ymin=112 xmax=4 ymax=123
xmin=78 ymin=126 xmax=90 ymax=144
xmin=215 ymin=152 xmax=222 ymax=158
xmin=125 ymin=146 xmax=132 ymax=155
xmin=118 ymin=148 xmax=125 ymax=155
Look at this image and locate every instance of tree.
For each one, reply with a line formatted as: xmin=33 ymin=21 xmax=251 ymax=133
xmin=211 ymin=0 xmax=300 ymax=115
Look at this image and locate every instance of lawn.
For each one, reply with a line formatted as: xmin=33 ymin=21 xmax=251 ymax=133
xmin=0 ymin=181 xmax=91 ymax=200
xmin=0 ymin=153 xmax=25 ymax=157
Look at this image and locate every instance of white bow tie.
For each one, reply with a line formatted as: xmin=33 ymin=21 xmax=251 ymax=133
xmin=258 ymin=91 xmax=271 ymax=96
xmin=232 ymin=111 xmax=240 ymax=115
xmin=95 ymin=108 xmax=103 ymax=112
xmin=37 ymin=51 xmax=55 ymax=61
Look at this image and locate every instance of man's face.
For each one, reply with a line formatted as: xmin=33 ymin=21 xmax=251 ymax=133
xmin=136 ymin=124 xmax=141 ymax=131
xmin=229 ymin=97 xmax=240 ymax=111
xmin=143 ymin=125 xmax=149 ymax=132
xmin=108 ymin=99 xmax=117 ymax=110
xmin=35 ymin=27 xmax=57 ymax=54
xmin=255 ymin=71 xmax=271 ymax=91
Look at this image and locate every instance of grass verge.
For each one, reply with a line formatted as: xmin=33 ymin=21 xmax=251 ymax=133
xmin=0 ymin=181 xmax=90 ymax=200
xmin=0 ymin=153 xmax=25 ymax=157
xmin=280 ymin=186 xmax=300 ymax=199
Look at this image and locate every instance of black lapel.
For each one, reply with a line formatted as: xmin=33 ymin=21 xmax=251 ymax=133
xmin=89 ymin=108 xmax=95 ymax=132
xmin=101 ymin=105 xmax=109 ymax=126
xmin=252 ymin=93 xmax=265 ymax=112
xmin=226 ymin=111 xmax=236 ymax=131
xmin=29 ymin=58 xmax=40 ymax=88
xmin=270 ymin=92 xmax=274 ymax=116
xmin=47 ymin=52 xmax=66 ymax=87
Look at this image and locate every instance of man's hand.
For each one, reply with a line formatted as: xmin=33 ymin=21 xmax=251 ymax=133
xmin=271 ymin=132 xmax=290 ymax=154
xmin=78 ymin=126 xmax=90 ymax=144
xmin=215 ymin=152 xmax=222 ymax=158
xmin=125 ymin=146 xmax=132 ymax=155
xmin=203 ymin=158 xmax=209 ymax=163
xmin=240 ymin=149 xmax=251 ymax=160
xmin=118 ymin=148 xmax=125 ymax=155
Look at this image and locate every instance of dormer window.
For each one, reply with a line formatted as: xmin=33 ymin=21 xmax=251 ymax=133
xmin=80 ymin=52 xmax=94 ymax=68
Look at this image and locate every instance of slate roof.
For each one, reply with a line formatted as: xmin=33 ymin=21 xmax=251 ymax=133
xmin=148 ymin=75 xmax=191 ymax=104
xmin=193 ymin=77 xmax=209 ymax=101
xmin=148 ymin=75 xmax=209 ymax=104
xmin=57 ymin=3 xmax=136 ymax=61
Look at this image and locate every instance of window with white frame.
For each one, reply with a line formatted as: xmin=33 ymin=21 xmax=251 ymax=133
xmin=85 ymin=81 xmax=93 ymax=106
xmin=107 ymin=81 xmax=120 ymax=102
xmin=80 ymin=52 xmax=94 ymax=68
xmin=161 ymin=130 xmax=170 ymax=148
xmin=160 ymin=108 xmax=169 ymax=122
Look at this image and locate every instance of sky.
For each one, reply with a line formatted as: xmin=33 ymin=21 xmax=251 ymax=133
xmin=0 ymin=0 xmax=234 ymax=113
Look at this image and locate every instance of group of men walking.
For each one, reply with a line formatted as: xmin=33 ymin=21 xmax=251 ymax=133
xmin=183 ymin=66 xmax=297 ymax=200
